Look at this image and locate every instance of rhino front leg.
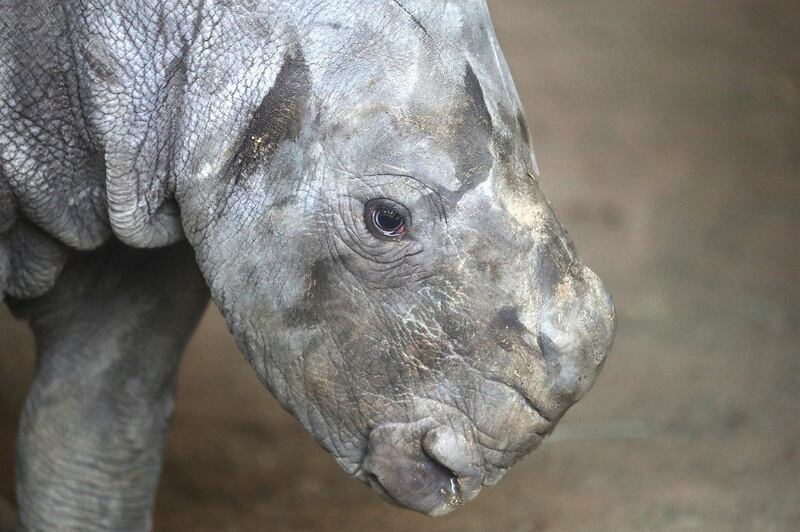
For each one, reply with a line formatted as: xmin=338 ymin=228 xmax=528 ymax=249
xmin=8 ymin=240 xmax=209 ymax=532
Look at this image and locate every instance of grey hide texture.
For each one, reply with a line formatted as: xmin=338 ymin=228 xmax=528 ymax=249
xmin=0 ymin=0 xmax=616 ymax=529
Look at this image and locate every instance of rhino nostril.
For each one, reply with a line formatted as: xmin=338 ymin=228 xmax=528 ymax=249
xmin=536 ymin=266 xmax=616 ymax=402
xmin=421 ymin=426 xmax=483 ymax=498
xmin=536 ymin=331 xmax=588 ymax=403
xmin=537 ymin=332 xmax=563 ymax=372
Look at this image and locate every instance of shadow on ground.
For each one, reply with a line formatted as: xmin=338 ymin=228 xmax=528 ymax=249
xmin=2 ymin=1 xmax=798 ymax=530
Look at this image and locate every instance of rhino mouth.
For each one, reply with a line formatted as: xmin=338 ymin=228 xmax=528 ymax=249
xmin=362 ymin=458 xmax=465 ymax=517
xmin=357 ymin=422 xmax=482 ymax=516
xmin=353 ymin=379 xmax=555 ymax=517
xmin=485 ymin=375 xmax=556 ymax=427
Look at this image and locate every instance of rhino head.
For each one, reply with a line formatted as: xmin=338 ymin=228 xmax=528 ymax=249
xmin=178 ymin=0 xmax=615 ymax=516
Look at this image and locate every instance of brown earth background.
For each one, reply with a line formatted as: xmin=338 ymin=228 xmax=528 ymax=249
xmin=2 ymin=1 xmax=799 ymax=530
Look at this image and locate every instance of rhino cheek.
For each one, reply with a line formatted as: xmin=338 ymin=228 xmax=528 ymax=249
xmin=294 ymin=342 xmax=368 ymax=469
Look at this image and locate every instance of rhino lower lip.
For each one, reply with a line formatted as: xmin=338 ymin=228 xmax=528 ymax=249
xmin=364 ymin=471 xmax=401 ymax=506
xmin=362 ymin=463 xmax=462 ymax=516
xmin=371 ymin=469 xmax=463 ymax=506
xmin=360 ymin=422 xmax=481 ymax=516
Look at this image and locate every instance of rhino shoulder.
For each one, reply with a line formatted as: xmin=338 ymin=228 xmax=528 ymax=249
xmin=0 ymin=1 xmax=111 ymax=251
xmin=0 ymin=0 xmax=192 ymax=259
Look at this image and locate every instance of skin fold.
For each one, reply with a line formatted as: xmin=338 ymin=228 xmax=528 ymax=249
xmin=0 ymin=0 xmax=616 ymax=529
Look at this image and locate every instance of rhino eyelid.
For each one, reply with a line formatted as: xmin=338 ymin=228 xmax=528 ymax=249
xmin=361 ymin=172 xmax=447 ymax=223
xmin=363 ymin=172 xmax=444 ymax=206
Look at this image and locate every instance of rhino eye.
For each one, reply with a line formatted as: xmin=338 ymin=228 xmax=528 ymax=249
xmin=364 ymin=199 xmax=408 ymax=240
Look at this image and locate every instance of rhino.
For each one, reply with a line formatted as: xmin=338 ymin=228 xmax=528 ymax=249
xmin=0 ymin=0 xmax=615 ymax=529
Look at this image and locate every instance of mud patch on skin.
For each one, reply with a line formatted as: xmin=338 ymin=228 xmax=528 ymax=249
xmin=283 ymin=258 xmax=335 ymax=328
xmin=464 ymin=64 xmax=493 ymax=134
xmin=222 ymin=50 xmax=311 ymax=186
xmin=501 ymin=193 xmax=549 ymax=234
xmin=473 ymin=256 xmax=503 ymax=282
xmin=491 ymin=306 xmax=529 ymax=352
xmin=444 ymin=63 xmax=494 ymax=202
xmin=552 ymin=277 xmax=579 ymax=307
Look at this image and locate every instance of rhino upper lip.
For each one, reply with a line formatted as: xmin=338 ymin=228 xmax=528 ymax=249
xmin=518 ymin=392 xmax=553 ymax=424
xmin=484 ymin=377 xmax=554 ymax=429
xmin=521 ymin=400 xmax=554 ymax=439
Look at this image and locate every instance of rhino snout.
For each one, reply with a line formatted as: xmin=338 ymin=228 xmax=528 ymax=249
xmin=538 ymin=265 xmax=616 ymax=403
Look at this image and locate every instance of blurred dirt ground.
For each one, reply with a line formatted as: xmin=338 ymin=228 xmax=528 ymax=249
xmin=2 ymin=1 xmax=799 ymax=530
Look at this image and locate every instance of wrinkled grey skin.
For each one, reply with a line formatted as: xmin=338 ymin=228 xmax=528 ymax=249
xmin=0 ymin=0 xmax=615 ymax=529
